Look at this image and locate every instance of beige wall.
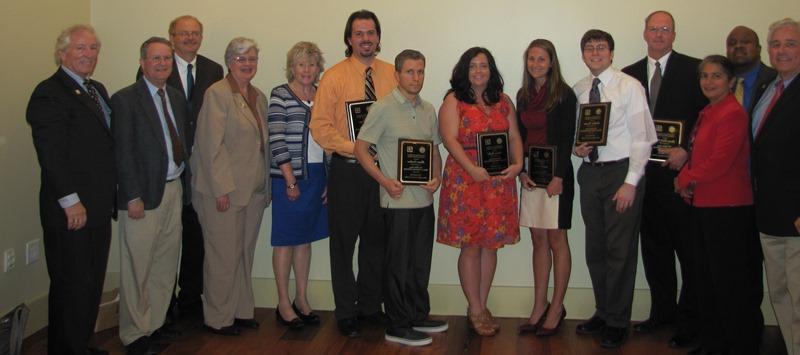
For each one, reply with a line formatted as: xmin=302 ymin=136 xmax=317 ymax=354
xmin=0 ymin=0 xmax=91 ymax=335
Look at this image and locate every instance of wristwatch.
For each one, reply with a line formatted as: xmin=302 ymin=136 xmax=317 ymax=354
xmin=286 ymin=182 xmax=297 ymax=190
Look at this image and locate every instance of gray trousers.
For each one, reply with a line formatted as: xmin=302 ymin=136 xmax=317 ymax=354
xmin=577 ymin=161 xmax=644 ymax=327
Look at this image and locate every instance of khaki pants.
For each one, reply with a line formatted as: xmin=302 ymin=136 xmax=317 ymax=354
xmin=761 ymin=233 xmax=800 ymax=355
xmin=118 ymin=181 xmax=182 ymax=345
xmin=193 ymin=191 xmax=266 ymax=329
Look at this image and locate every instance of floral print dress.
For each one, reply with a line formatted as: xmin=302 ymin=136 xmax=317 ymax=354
xmin=437 ymin=98 xmax=520 ymax=248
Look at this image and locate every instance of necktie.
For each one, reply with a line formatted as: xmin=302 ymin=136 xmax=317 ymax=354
xmin=756 ymin=80 xmax=784 ymax=137
xmin=84 ymin=79 xmax=107 ymax=126
xmin=649 ymin=61 xmax=662 ymax=115
xmin=186 ymin=63 xmax=195 ymax=101
xmin=588 ymin=78 xmax=601 ymax=162
xmin=157 ymin=89 xmax=185 ymax=166
xmin=365 ymin=67 xmax=376 ymax=101
xmin=734 ymin=77 xmax=745 ymax=105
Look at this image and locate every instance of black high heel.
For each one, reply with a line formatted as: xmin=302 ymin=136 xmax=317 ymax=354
xmin=536 ymin=306 xmax=566 ymax=337
xmin=276 ymin=307 xmax=304 ymax=330
xmin=292 ymin=301 xmax=320 ymax=325
xmin=518 ymin=303 xmax=550 ymax=334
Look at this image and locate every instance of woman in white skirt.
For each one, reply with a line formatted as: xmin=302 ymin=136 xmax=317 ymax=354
xmin=515 ymin=39 xmax=576 ymax=337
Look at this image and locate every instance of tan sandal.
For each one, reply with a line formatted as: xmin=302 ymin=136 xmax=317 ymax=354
xmin=468 ymin=310 xmax=496 ymax=336
xmin=482 ymin=309 xmax=501 ymax=331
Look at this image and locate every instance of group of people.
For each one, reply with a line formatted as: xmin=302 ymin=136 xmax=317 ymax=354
xmin=25 ymin=7 xmax=800 ymax=355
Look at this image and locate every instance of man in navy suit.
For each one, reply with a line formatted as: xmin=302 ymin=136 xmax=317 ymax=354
xmin=726 ymin=26 xmax=778 ymax=113
xmin=27 ymin=24 xmax=116 ymax=355
xmin=752 ymin=18 xmax=800 ymax=355
xmin=622 ymin=10 xmax=707 ymax=348
xmin=113 ymin=37 xmax=188 ymax=355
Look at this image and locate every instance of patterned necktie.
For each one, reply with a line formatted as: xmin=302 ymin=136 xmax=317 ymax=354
xmin=588 ymin=78 xmax=601 ymax=162
xmin=756 ymin=80 xmax=785 ymax=137
xmin=365 ymin=67 xmax=376 ymax=101
xmin=83 ymin=79 xmax=106 ymax=126
xmin=186 ymin=63 xmax=195 ymax=101
xmin=649 ymin=61 xmax=662 ymax=114
xmin=157 ymin=89 xmax=185 ymax=166
xmin=734 ymin=77 xmax=745 ymax=105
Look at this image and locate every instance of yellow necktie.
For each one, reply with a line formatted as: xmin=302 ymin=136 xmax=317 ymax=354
xmin=734 ymin=77 xmax=745 ymax=105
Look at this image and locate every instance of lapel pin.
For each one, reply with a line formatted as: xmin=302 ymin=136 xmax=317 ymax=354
xmin=75 ymin=89 xmax=81 ymax=95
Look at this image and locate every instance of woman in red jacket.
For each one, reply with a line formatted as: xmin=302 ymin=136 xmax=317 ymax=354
xmin=674 ymin=55 xmax=761 ymax=355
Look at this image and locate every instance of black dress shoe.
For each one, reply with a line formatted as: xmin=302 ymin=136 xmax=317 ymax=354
xmin=234 ymin=318 xmax=260 ymax=329
xmin=668 ymin=332 xmax=696 ymax=348
xmin=151 ymin=324 xmax=181 ymax=341
xmin=576 ymin=316 xmax=606 ymax=335
xmin=337 ymin=317 xmax=361 ymax=338
xmin=126 ymin=336 xmax=168 ymax=355
xmin=633 ymin=318 xmax=671 ymax=333
xmin=276 ymin=308 xmax=304 ymax=330
xmin=292 ymin=301 xmax=320 ymax=325
xmin=87 ymin=348 xmax=109 ymax=355
xmin=600 ymin=326 xmax=628 ymax=349
xmin=204 ymin=324 xmax=241 ymax=336
xmin=687 ymin=347 xmax=706 ymax=355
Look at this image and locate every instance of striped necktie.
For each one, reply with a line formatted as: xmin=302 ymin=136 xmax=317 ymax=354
xmin=365 ymin=67 xmax=376 ymax=101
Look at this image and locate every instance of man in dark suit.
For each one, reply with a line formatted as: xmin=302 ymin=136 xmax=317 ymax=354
xmin=751 ymin=18 xmax=800 ymax=355
xmin=112 ymin=37 xmax=188 ymax=355
xmin=727 ymin=25 xmax=778 ymax=113
xmin=621 ymin=10 xmax=707 ymax=348
xmin=137 ymin=15 xmax=223 ymax=321
xmin=27 ymin=25 xmax=115 ymax=355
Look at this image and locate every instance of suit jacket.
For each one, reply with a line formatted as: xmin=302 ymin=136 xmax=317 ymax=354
xmin=751 ymin=75 xmax=800 ymax=236
xmin=26 ymin=68 xmax=117 ymax=228
xmin=111 ymin=78 xmax=188 ymax=210
xmin=190 ymin=78 xmax=271 ymax=207
xmin=746 ymin=62 xmax=778 ymax=114
xmin=623 ymin=51 xmax=708 ymax=187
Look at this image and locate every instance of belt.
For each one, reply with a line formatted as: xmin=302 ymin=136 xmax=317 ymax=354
xmin=332 ymin=153 xmax=358 ymax=164
xmin=166 ymin=177 xmax=180 ymax=182
xmin=584 ymin=158 xmax=629 ymax=167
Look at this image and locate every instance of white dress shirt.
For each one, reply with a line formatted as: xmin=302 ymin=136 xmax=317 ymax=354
xmin=573 ymin=67 xmax=657 ymax=186
xmin=173 ymin=54 xmax=196 ymax=97
xmin=647 ymin=51 xmax=672 ymax=89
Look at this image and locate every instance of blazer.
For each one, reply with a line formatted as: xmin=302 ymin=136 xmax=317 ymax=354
xmin=515 ymin=82 xmax=577 ymax=182
xmin=111 ymin=78 xmax=188 ymax=210
xmin=676 ymin=94 xmax=752 ymax=207
xmin=190 ymin=78 xmax=271 ymax=207
xmin=751 ymin=75 xmax=800 ymax=236
xmin=746 ymin=62 xmax=778 ymax=115
xmin=26 ymin=68 xmax=117 ymax=228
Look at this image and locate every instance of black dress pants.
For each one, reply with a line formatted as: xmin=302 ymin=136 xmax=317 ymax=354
xmin=43 ymin=222 xmax=111 ymax=355
xmin=176 ymin=202 xmax=204 ymax=314
xmin=327 ymin=156 xmax=386 ymax=320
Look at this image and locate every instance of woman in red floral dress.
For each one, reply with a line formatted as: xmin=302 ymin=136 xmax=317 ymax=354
xmin=437 ymin=47 xmax=524 ymax=336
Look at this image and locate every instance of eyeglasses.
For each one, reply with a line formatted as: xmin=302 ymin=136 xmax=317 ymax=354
xmin=173 ymin=31 xmax=202 ymax=38
xmin=147 ymin=55 xmax=173 ymax=63
xmin=647 ymin=26 xmax=673 ymax=34
xmin=583 ymin=45 xmax=609 ymax=53
xmin=234 ymin=56 xmax=258 ymax=64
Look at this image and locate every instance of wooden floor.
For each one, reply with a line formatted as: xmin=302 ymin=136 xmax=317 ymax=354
xmin=23 ymin=308 xmax=787 ymax=355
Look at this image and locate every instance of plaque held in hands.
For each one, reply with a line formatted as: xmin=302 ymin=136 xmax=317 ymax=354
xmin=397 ymin=139 xmax=433 ymax=185
xmin=477 ymin=132 xmax=509 ymax=176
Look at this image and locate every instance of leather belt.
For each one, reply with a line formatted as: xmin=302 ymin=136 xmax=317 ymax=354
xmin=332 ymin=153 xmax=358 ymax=164
xmin=584 ymin=158 xmax=629 ymax=167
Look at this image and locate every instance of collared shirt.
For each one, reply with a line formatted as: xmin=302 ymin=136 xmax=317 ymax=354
xmin=358 ymin=88 xmax=441 ymax=208
xmin=573 ymin=67 xmax=657 ymax=185
xmin=738 ymin=64 xmax=761 ymax=111
xmin=309 ymin=56 xmax=397 ymax=156
xmin=143 ymin=78 xmax=184 ymax=181
xmin=647 ymin=51 xmax=672 ymax=88
xmin=751 ymin=74 xmax=798 ymax=138
xmin=58 ymin=65 xmax=112 ymax=208
xmin=173 ymin=54 xmax=196 ymax=98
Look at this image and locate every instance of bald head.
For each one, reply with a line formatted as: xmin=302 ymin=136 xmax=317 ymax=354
xmin=726 ymin=26 xmax=761 ymax=73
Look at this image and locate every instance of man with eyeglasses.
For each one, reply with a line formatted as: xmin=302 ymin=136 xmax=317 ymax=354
xmin=621 ymin=10 xmax=707 ymax=349
xmin=309 ymin=9 xmax=397 ymax=338
xmin=136 ymin=15 xmax=224 ymax=327
xmin=573 ymin=29 xmax=657 ymax=349
xmin=113 ymin=36 xmax=188 ymax=355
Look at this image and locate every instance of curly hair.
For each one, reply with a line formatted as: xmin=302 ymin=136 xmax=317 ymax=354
xmin=447 ymin=47 xmax=504 ymax=105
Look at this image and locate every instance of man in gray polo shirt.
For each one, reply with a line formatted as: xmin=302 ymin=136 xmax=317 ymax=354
xmin=355 ymin=49 xmax=447 ymax=347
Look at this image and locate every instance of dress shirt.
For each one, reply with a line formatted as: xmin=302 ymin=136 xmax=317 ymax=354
xmin=309 ymin=56 xmax=396 ymax=156
xmin=144 ymin=78 xmax=184 ymax=181
xmin=173 ymin=54 xmax=196 ymax=98
xmin=752 ymin=74 xmax=798 ymax=137
xmin=573 ymin=67 xmax=657 ymax=186
xmin=738 ymin=64 xmax=760 ymax=111
xmin=58 ymin=65 xmax=112 ymax=208
xmin=648 ymin=51 xmax=671 ymax=88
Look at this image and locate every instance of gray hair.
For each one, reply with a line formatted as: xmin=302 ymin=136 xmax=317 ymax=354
xmin=54 ymin=24 xmax=100 ymax=65
xmin=394 ymin=49 xmax=426 ymax=72
xmin=285 ymin=41 xmax=325 ymax=82
xmin=768 ymin=18 xmax=800 ymax=42
xmin=139 ymin=37 xmax=173 ymax=60
xmin=224 ymin=37 xmax=259 ymax=67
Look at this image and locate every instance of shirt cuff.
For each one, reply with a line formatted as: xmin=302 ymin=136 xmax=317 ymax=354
xmin=128 ymin=197 xmax=142 ymax=205
xmin=58 ymin=193 xmax=80 ymax=209
xmin=624 ymin=172 xmax=642 ymax=186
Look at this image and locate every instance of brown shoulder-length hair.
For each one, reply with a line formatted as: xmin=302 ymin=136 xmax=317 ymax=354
xmin=517 ymin=39 xmax=568 ymax=112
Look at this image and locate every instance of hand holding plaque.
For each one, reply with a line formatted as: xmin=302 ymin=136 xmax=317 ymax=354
xmin=650 ymin=119 xmax=684 ymax=162
xmin=346 ymin=100 xmax=375 ymax=141
xmin=477 ymin=132 xmax=509 ymax=176
xmin=576 ymin=102 xmax=610 ymax=146
xmin=397 ymin=139 xmax=433 ymax=185
xmin=528 ymin=145 xmax=555 ymax=187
